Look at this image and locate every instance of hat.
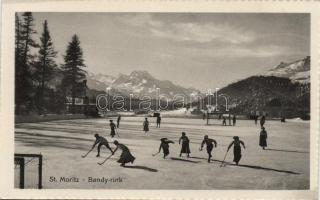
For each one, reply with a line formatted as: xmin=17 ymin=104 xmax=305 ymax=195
xmin=113 ymin=140 xmax=119 ymax=145
xmin=160 ymin=138 xmax=168 ymax=141
xmin=233 ymin=136 xmax=239 ymax=140
xmin=94 ymin=133 xmax=99 ymax=137
xmin=204 ymin=135 xmax=208 ymax=139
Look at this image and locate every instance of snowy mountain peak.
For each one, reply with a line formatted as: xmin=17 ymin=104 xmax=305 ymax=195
xmin=264 ymin=56 xmax=310 ymax=83
xmin=130 ymin=70 xmax=152 ymax=78
xmin=86 ymin=70 xmax=200 ymax=101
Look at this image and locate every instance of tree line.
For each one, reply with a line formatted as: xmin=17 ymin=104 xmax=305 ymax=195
xmin=15 ymin=12 xmax=87 ymax=115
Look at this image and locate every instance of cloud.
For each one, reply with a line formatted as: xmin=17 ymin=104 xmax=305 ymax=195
xmin=151 ymin=22 xmax=256 ymax=44
xmin=117 ymin=14 xmax=163 ymax=28
xmin=118 ymin=14 xmax=256 ymax=45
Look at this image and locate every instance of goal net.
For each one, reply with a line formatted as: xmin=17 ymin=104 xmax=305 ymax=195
xmin=14 ymin=153 xmax=43 ymax=189
xmin=206 ymin=112 xmax=233 ymax=126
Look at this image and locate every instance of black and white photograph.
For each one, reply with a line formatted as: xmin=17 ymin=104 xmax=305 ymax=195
xmin=11 ymin=12 xmax=313 ymax=190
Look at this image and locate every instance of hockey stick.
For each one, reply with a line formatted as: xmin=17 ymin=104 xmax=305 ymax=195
xmin=97 ymin=154 xmax=113 ymax=165
xmin=220 ymin=150 xmax=229 ymax=167
xmin=152 ymin=152 xmax=160 ymax=156
xmin=81 ymin=148 xmax=93 ymax=158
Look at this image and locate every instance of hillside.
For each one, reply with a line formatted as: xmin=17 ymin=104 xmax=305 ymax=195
xmin=215 ymin=76 xmax=310 ymax=118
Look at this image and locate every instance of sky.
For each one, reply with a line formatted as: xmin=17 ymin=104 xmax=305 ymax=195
xmin=29 ymin=13 xmax=310 ymax=91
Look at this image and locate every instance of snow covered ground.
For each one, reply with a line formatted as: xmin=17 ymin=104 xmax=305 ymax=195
xmin=14 ymin=117 xmax=309 ymax=189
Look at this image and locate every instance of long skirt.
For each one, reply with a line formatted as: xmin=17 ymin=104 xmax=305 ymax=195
xmin=206 ymin=143 xmax=213 ymax=154
xmin=117 ymin=150 xmax=135 ymax=164
xmin=143 ymin=125 xmax=149 ymax=132
xmin=233 ymin=146 xmax=242 ymax=163
xmin=110 ymin=129 xmax=115 ymax=137
xmin=259 ymin=135 xmax=267 ymax=147
xmin=163 ymin=147 xmax=170 ymax=156
xmin=180 ymin=142 xmax=190 ymax=154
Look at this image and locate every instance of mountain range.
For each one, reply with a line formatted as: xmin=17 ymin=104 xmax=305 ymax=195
xmin=86 ymin=56 xmax=310 ymax=117
xmin=87 ymin=70 xmax=200 ymax=100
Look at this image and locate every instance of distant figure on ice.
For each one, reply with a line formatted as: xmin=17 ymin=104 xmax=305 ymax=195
xmin=113 ymin=140 xmax=135 ymax=167
xmin=92 ymin=134 xmax=114 ymax=157
xmin=179 ymin=132 xmax=190 ymax=157
xmin=200 ymin=135 xmax=217 ymax=163
xmin=233 ymin=115 xmax=237 ymax=126
xmin=228 ymin=115 xmax=231 ymax=125
xmin=259 ymin=127 xmax=268 ymax=150
xmin=203 ymin=112 xmax=206 ymax=120
xmin=109 ymin=120 xmax=116 ymax=138
xmin=254 ymin=115 xmax=258 ymax=125
xmin=260 ymin=115 xmax=266 ymax=128
xmin=281 ymin=116 xmax=286 ymax=123
xmin=117 ymin=115 xmax=121 ymax=128
xmin=222 ymin=117 xmax=227 ymax=126
xmin=227 ymin=136 xmax=246 ymax=165
xmin=156 ymin=115 xmax=161 ymax=128
xmin=157 ymin=138 xmax=174 ymax=158
xmin=143 ymin=118 xmax=149 ymax=133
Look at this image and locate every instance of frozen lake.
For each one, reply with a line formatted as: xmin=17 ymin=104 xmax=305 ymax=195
xmin=15 ymin=117 xmax=309 ymax=189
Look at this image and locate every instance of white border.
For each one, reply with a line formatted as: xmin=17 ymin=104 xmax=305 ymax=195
xmin=0 ymin=0 xmax=319 ymax=199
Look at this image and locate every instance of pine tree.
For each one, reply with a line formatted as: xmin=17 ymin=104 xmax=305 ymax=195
xmin=34 ymin=20 xmax=57 ymax=114
xmin=15 ymin=14 xmax=23 ymax=113
xmin=15 ymin=12 xmax=38 ymax=114
xmin=61 ymin=34 xmax=87 ymax=113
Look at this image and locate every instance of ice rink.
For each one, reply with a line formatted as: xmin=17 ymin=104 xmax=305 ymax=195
xmin=15 ymin=117 xmax=309 ymax=189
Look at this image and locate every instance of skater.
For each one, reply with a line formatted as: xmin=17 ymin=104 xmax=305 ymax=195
xmin=259 ymin=127 xmax=268 ymax=150
xmin=112 ymin=140 xmax=135 ymax=167
xmin=222 ymin=117 xmax=227 ymax=126
xmin=143 ymin=118 xmax=149 ymax=133
xmin=281 ymin=116 xmax=286 ymax=123
xmin=203 ymin=112 xmax=206 ymax=120
xmin=179 ymin=132 xmax=191 ymax=157
xmin=227 ymin=136 xmax=245 ymax=165
xmin=92 ymin=134 xmax=114 ymax=157
xmin=117 ymin=115 xmax=121 ymax=128
xmin=254 ymin=115 xmax=258 ymax=125
xmin=228 ymin=115 xmax=231 ymax=126
xmin=233 ymin=115 xmax=237 ymax=126
xmin=109 ymin=120 xmax=116 ymax=138
xmin=260 ymin=115 xmax=266 ymax=128
xmin=157 ymin=138 xmax=174 ymax=158
xmin=200 ymin=135 xmax=217 ymax=163
xmin=156 ymin=115 xmax=161 ymax=128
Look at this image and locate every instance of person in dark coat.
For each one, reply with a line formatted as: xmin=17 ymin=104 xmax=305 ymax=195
xmin=200 ymin=135 xmax=217 ymax=163
xmin=259 ymin=127 xmax=268 ymax=150
xmin=109 ymin=120 xmax=116 ymax=138
xmin=227 ymin=136 xmax=246 ymax=165
xmin=117 ymin=115 xmax=121 ymax=128
xmin=157 ymin=138 xmax=174 ymax=158
xmin=179 ymin=132 xmax=190 ymax=157
xmin=112 ymin=140 xmax=135 ymax=167
xmin=156 ymin=115 xmax=161 ymax=128
xmin=92 ymin=134 xmax=114 ymax=157
xmin=143 ymin=118 xmax=149 ymax=133
xmin=260 ymin=115 xmax=266 ymax=128
xmin=222 ymin=117 xmax=227 ymax=126
xmin=233 ymin=115 xmax=237 ymax=126
xmin=254 ymin=115 xmax=258 ymax=125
